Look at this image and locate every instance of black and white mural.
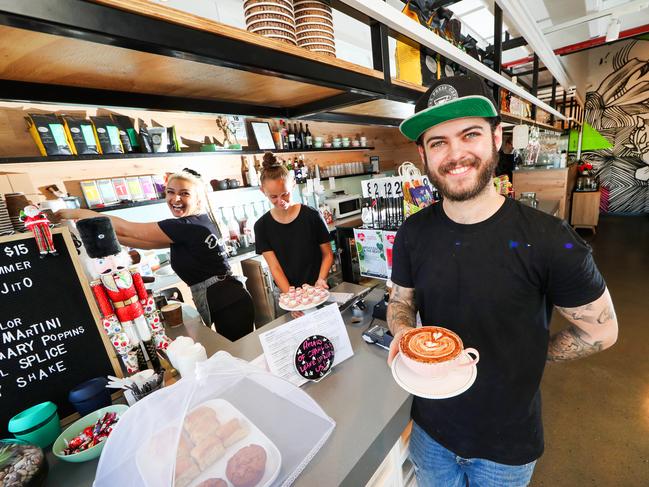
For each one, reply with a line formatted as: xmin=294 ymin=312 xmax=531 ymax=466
xmin=583 ymin=40 xmax=649 ymax=213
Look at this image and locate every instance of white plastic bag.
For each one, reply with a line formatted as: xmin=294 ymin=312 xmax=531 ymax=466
xmin=94 ymin=351 xmax=335 ymax=487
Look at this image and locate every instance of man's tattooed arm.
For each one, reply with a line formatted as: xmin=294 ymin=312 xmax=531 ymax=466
xmin=386 ymin=284 xmax=416 ymax=365
xmin=548 ymin=288 xmax=618 ymax=362
xmin=387 ymin=284 xmax=416 ymax=337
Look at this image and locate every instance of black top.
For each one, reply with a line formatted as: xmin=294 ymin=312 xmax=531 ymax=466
xmin=254 ymin=205 xmax=331 ymax=287
xmin=390 ymin=198 xmax=606 ymax=465
xmin=158 ymin=214 xmax=230 ymax=286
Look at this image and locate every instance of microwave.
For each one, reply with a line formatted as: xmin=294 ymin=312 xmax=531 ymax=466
xmin=324 ymin=194 xmax=362 ymax=219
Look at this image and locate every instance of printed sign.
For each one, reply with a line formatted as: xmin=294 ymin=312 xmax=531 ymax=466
xmin=354 ymin=228 xmax=388 ymax=279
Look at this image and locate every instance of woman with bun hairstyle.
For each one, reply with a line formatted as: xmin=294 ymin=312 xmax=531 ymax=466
xmin=56 ymin=168 xmax=255 ymax=341
xmin=254 ymin=152 xmax=334 ymax=299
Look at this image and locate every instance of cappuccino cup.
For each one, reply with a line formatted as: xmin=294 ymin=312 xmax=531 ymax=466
xmin=399 ymin=326 xmax=479 ymax=378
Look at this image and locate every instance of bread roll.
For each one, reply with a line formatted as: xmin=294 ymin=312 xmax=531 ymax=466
xmin=174 ymin=455 xmax=200 ymax=487
xmin=223 ymin=424 xmax=250 ymax=448
xmin=191 ymin=436 xmax=226 ymax=471
xmin=184 ymin=407 xmax=220 ymax=445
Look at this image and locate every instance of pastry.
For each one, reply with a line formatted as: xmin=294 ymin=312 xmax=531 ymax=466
xmin=226 ymin=444 xmax=267 ymax=487
xmin=215 ymin=418 xmax=240 ymax=440
xmin=223 ymin=424 xmax=250 ymax=448
xmin=191 ymin=436 xmax=226 ymax=471
xmin=174 ymin=455 xmax=200 ymax=487
xmin=184 ymin=407 xmax=220 ymax=444
xmin=196 ymin=479 xmax=227 ymax=487
xmin=177 ymin=431 xmax=194 ymax=459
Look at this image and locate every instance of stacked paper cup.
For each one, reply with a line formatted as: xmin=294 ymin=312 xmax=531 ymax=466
xmin=294 ymin=0 xmax=336 ymax=57
xmin=244 ymin=0 xmax=297 ymax=46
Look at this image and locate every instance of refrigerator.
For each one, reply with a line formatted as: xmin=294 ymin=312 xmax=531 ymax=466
xmin=241 ymin=256 xmax=284 ymax=328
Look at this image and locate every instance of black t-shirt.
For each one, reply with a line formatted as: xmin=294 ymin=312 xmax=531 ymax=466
xmin=391 ymin=198 xmax=606 ymax=465
xmin=158 ymin=214 xmax=230 ymax=286
xmin=254 ymin=205 xmax=330 ymax=287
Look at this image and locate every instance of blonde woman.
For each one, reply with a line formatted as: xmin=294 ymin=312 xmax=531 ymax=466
xmin=254 ymin=152 xmax=334 ymax=296
xmin=56 ymin=169 xmax=254 ymax=341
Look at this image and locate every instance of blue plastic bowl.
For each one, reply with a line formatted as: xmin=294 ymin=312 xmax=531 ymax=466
xmin=68 ymin=377 xmax=111 ymax=417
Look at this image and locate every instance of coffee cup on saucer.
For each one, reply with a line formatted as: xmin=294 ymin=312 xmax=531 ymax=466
xmin=399 ymin=326 xmax=479 ymax=378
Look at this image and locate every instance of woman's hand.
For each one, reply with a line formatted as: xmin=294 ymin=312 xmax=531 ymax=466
xmin=315 ymin=278 xmax=329 ymax=289
xmin=55 ymin=208 xmax=97 ymax=221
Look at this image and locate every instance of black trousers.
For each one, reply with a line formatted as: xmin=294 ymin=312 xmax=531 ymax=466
xmin=206 ymin=281 xmax=255 ymax=341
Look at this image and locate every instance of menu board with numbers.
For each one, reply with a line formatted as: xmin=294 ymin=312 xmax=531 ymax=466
xmin=0 ymin=228 xmax=120 ymax=435
xmin=361 ymin=175 xmax=433 ymax=199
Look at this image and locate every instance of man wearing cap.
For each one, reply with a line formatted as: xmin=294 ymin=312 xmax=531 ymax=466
xmin=387 ymin=75 xmax=618 ymax=486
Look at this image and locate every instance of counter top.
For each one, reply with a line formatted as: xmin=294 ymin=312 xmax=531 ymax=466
xmin=44 ymin=282 xmax=412 ymax=486
xmin=537 ymin=199 xmax=560 ymax=217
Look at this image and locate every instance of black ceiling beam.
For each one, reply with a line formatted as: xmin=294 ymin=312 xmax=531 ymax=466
xmin=531 ymin=54 xmax=539 ymax=119
xmin=501 ymin=68 xmax=533 ymax=91
xmin=0 ymin=0 xmax=422 ymax=105
xmin=302 ymin=112 xmax=404 ymax=127
xmin=493 ymin=3 xmax=503 ymax=106
xmin=371 ymin=21 xmax=391 ymax=84
xmin=514 ymin=66 xmax=548 ymax=77
xmin=486 ymin=36 xmax=528 ymax=54
xmin=289 ymin=93 xmax=378 ymax=118
xmin=0 ymin=80 xmax=286 ymax=118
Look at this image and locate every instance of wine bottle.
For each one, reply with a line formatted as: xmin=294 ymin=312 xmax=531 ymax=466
xmin=240 ymin=156 xmax=250 ymax=187
xmin=305 ymin=124 xmax=313 ymax=149
xmin=299 ymin=122 xmax=306 ymax=149
xmin=279 ymin=120 xmax=289 ymax=149
xmin=287 ymin=121 xmax=296 ymax=150
xmin=293 ymin=156 xmax=301 ymax=183
xmin=294 ymin=123 xmax=302 ymax=149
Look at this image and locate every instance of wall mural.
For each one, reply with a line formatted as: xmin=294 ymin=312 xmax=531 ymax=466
xmin=584 ymin=40 xmax=649 ymax=213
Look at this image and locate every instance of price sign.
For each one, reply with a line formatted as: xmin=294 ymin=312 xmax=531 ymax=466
xmin=361 ymin=178 xmax=382 ymax=199
xmin=0 ymin=228 xmax=120 ymax=436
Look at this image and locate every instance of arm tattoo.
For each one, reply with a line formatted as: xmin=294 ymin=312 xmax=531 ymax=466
xmin=387 ymin=285 xmax=416 ymax=337
xmin=555 ymin=303 xmax=616 ymax=326
xmin=547 ymin=326 xmax=603 ymax=362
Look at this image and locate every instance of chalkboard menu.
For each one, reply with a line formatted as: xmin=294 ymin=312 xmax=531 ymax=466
xmin=0 ymin=228 xmax=119 ymax=435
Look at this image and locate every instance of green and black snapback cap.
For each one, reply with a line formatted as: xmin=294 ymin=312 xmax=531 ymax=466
xmin=400 ymin=75 xmax=499 ymax=141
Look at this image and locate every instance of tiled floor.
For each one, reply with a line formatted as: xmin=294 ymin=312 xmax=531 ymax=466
xmin=532 ymin=215 xmax=649 ymax=485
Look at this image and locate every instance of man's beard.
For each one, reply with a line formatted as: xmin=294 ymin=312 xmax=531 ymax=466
xmin=424 ymin=144 xmax=499 ymax=202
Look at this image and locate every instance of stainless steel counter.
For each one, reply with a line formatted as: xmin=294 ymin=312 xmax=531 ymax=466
xmin=44 ymin=282 xmax=412 ymax=487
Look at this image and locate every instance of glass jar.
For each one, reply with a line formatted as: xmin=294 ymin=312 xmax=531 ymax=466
xmin=519 ymin=192 xmax=538 ymax=208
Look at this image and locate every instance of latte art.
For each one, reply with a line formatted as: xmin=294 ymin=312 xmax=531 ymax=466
xmin=400 ymin=327 xmax=463 ymax=364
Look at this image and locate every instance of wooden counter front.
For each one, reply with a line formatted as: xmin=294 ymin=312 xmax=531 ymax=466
xmin=512 ymin=165 xmax=577 ymax=220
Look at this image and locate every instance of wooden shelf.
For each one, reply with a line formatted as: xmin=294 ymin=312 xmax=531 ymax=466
xmin=0 ymin=2 xmax=423 ymax=122
xmin=0 ymin=147 xmax=376 ymax=165
xmin=93 ymin=199 xmax=165 ymax=213
xmin=299 ymin=172 xmax=378 ymax=183
xmin=501 ymin=112 xmax=563 ymax=133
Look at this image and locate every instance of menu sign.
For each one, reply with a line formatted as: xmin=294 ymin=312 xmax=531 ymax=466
xmin=0 ymin=228 xmax=119 ymax=435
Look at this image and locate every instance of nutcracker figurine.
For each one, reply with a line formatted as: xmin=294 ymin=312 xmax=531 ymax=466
xmin=76 ymin=217 xmax=170 ymax=374
xmin=20 ymin=205 xmax=57 ymax=256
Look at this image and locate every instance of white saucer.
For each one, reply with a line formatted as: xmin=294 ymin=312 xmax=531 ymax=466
xmin=391 ymin=353 xmax=478 ymax=399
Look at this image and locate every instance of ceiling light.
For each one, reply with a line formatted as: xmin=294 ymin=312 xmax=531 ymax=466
xmin=605 ymin=17 xmax=621 ymax=42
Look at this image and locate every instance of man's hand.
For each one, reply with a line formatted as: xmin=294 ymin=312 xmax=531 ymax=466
xmin=386 ymin=284 xmax=416 ymax=366
xmin=387 ymin=327 xmax=409 ymax=366
xmin=548 ymin=287 xmax=618 ymax=362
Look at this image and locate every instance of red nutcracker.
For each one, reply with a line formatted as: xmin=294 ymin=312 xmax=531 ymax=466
xmin=77 ymin=217 xmax=163 ymax=373
xmin=19 ymin=205 xmax=57 ymax=256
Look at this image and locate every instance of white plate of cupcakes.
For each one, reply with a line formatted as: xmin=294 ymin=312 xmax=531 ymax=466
xmin=278 ymin=284 xmax=329 ymax=311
